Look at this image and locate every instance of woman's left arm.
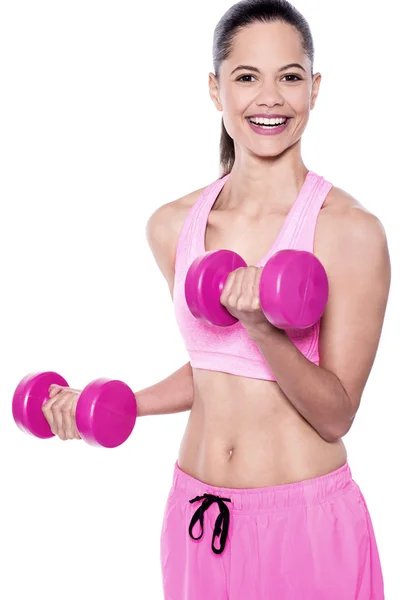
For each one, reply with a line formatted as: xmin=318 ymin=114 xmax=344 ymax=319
xmin=246 ymin=209 xmax=391 ymax=443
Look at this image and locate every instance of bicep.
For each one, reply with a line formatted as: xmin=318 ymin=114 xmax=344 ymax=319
xmin=318 ymin=212 xmax=391 ymax=416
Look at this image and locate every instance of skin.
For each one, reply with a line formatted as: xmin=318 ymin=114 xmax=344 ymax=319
xmin=43 ymin=21 xmax=391 ymax=488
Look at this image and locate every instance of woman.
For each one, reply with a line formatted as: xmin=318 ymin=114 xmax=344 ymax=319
xmin=45 ymin=0 xmax=390 ymax=598
xmin=146 ymin=0 xmax=390 ymax=597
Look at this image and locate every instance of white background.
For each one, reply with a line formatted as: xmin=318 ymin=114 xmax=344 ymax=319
xmin=0 ymin=0 xmax=398 ymax=598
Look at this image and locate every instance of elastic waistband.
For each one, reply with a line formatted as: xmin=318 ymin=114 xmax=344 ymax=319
xmin=172 ymin=460 xmax=354 ymax=512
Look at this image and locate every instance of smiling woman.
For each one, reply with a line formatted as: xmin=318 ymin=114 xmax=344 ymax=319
xmin=142 ymin=0 xmax=391 ymax=598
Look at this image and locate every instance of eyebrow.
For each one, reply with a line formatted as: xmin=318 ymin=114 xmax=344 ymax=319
xmin=230 ymin=63 xmax=306 ymax=75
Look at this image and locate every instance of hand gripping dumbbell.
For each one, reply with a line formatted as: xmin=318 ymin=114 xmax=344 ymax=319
xmin=12 ymin=372 xmax=137 ymax=448
xmin=184 ymin=249 xmax=329 ymax=329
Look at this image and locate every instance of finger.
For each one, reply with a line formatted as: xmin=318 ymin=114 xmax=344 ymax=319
xmin=255 ymin=266 xmax=263 ymax=287
xmin=251 ymin=267 xmax=263 ymax=309
xmin=61 ymin=395 xmax=75 ymax=440
xmin=220 ymin=269 xmax=236 ymax=300
xmin=231 ymin=267 xmax=246 ymax=295
xmin=222 ymin=268 xmax=245 ymax=307
xmin=60 ymin=392 xmax=81 ymax=439
xmin=236 ymin=267 xmax=257 ymax=311
xmin=68 ymin=393 xmax=80 ymax=439
xmin=42 ymin=394 xmax=61 ymax=434
xmin=48 ymin=384 xmax=64 ymax=399
xmin=242 ymin=266 xmax=258 ymax=296
xmin=51 ymin=393 xmax=71 ymax=440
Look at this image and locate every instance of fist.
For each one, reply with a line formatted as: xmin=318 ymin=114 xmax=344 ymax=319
xmin=220 ymin=266 xmax=274 ymax=332
xmin=42 ymin=385 xmax=82 ymax=441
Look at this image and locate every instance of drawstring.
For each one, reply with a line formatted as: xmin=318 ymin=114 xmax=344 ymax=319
xmin=188 ymin=492 xmax=231 ymax=554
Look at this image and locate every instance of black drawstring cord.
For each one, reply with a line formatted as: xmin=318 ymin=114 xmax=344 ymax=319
xmin=188 ymin=493 xmax=231 ymax=555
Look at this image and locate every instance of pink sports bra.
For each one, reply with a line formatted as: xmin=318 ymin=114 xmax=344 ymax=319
xmin=173 ymin=170 xmax=333 ymax=381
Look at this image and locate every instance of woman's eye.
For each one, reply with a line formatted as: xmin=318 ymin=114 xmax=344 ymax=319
xmin=283 ymin=74 xmax=302 ymax=82
xmin=237 ymin=75 xmax=256 ymax=82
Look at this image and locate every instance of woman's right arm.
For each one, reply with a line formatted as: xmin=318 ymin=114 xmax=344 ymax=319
xmin=42 ymin=194 xmax=202 ymax=438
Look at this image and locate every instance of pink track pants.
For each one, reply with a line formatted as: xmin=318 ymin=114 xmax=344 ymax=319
xmin=160 ymin=460 xmax=384 ymax=599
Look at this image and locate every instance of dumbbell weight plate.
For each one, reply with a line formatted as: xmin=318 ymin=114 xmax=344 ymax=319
xmin=12 ymin=372 xmax=70 ymax=438
xmin=76 ymin=379 xmax=137 ymax=448
xmin=259 ymin=250 xmax=329 ymax=329
xmin=185 ymin=250 xmax=247 ymax=327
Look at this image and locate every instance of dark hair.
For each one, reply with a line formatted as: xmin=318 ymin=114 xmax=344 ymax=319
xmin=212 ymin=0 xmax=314 ymax=177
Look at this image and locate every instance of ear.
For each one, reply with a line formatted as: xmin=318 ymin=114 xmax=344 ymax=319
xmin=208 ymin=72 xmax=223 ymax=112
xmin=310 ymin=72 xmax=322 ymax=110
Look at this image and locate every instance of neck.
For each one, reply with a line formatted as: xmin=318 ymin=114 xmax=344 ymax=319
xmin=219 ymin=150 xmax=309 ymax=216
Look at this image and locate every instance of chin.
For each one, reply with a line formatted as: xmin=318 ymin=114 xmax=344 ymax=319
xmin=251 ymin=146 xmax=288 ymax=160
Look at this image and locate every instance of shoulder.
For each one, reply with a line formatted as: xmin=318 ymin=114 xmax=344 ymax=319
xmin=146 ymin=184 xmax=207 ymax=250
xmin=315 ymin=185 xmax=389 ymax=270
xmin=145 ymin=185 xmax=207 ymax=295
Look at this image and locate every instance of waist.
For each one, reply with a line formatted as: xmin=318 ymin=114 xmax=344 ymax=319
xmin=171 ymin=458 xmax=353 ymax=511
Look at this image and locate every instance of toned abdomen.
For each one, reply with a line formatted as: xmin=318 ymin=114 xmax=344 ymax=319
xmin=177 ymin=368 xmax=348 ymax=488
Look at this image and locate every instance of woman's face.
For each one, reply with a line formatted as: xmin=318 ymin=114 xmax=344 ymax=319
xmin=209 ymin=20 xmax=321 ymax=157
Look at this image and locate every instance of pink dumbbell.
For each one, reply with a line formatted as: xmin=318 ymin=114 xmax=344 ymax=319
xmin=12 ymin=371 xmax=137 ymax=448
xmin=184 ymin=249 xmax=329 ymax=329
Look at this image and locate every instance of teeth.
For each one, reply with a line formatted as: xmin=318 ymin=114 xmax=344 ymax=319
xmin=249 ymin=117 xmax=287 ymax=125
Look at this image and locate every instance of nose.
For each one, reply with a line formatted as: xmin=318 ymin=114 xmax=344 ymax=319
xmin=255 ymin=78 xmax=284 ymax=108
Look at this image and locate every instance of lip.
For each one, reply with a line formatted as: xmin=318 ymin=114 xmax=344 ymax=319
xmin=246 ymin=114 xmax=291 ymax=119
xmin=246 ymin=117 xmax=290 ymax=136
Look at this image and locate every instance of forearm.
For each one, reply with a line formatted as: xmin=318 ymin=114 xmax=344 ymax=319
xmin=248 ymin=325 xmax=354 ymax=442
xmin=135 ymin=362 xmax=194 ymax=417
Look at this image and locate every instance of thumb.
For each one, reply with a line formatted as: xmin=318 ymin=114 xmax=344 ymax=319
xmin=48 ymin=384 xmax=62 ymax=398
